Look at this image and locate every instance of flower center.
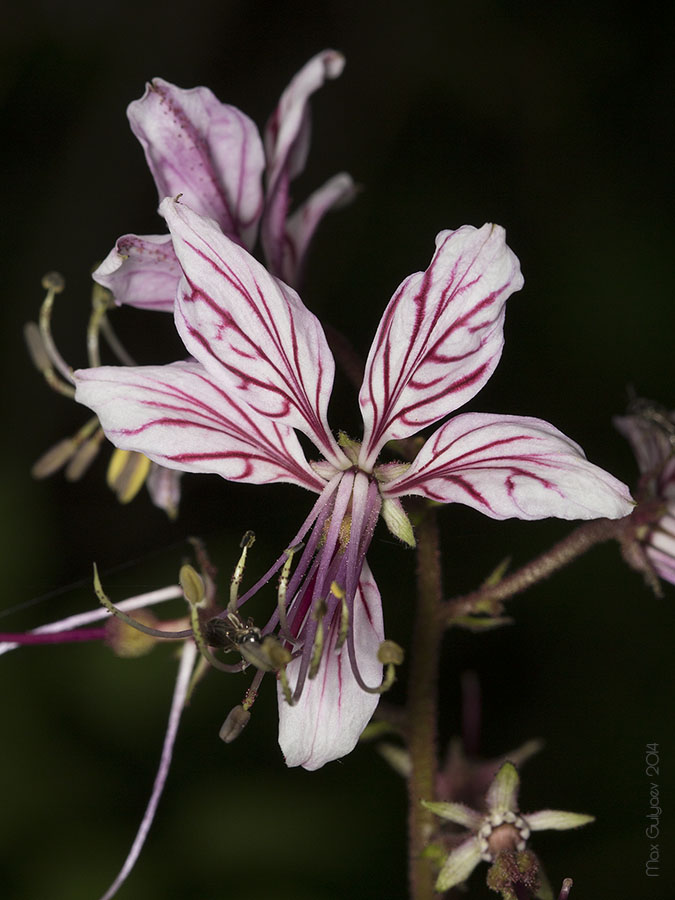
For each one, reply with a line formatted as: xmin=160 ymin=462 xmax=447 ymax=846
xmin=478 ymin=812 xmax=530 ymax=862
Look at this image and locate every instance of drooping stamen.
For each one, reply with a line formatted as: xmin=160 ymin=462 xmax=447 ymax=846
xmin=31 ymin=416 xmax=100 ymax=479
xmin=87 ymin=283 xmax=112 ymax=368
xmin=181 ymin=565 xmax=246 ymax=674
xmin=277 ymin=543 xmax=303 ymax=641
xmin=65 ymin=427 xmax=106 ymax=481
xmin=307 ymin=598 xmax=327 ymax=679
xmin=233 ymin=472 xmax=344 ymax=615
xmin=24 ymin=321 xmax=75 ymax=398
xmin=38 ymin=272 xmax=75 ymax=386
xmin=93 ymin=565 xmax=192 ymax=641
xmin=332 ymin=581 xmax=350 ymax=651
xmin=0 ymin=585 xmax=184 ymax=658
xmin=99 ymin=314 xmax=137 ymax=366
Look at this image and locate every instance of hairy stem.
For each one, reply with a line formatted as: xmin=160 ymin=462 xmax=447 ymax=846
xmin=443 ymin=517 xmax=623 ymax=623
xmin=407 ymin=509 xmax=443 ymax=900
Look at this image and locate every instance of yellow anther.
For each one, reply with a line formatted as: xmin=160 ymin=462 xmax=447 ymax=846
xmin=179 ymin=564 xmax=206 ymax=607
xmin=65 ymin=428 xmax=105 ymax=481
xmin=106 ymin=448 xmax=152 ymax=503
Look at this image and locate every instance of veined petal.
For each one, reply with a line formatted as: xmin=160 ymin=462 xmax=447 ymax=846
xmin=280 ymin=172 xmax=358 ymax=286
xmin=93 ymin=234 xmax=180 ymax=312
xmin=525 ymin=809 xmax=595 ymax=831
xmin=128 ymin=78 xmax=264 ymax=247
xmin=163 ymin=198 xmax=346 ymax=466
xmin=385 ymin=413 xmax=634 ymax=520
xmin=146 ymin=464 xmax=182 ymax=518
xmin=74 ymin=360 xmax=324 ymax=491
xmin=97 ymin=641 xmax=198 ymax=900
xmin=277 ymin=563 xmax=384 ymax=770
xmin=435 ymin=837 xmax=482 ymax=892
xmin=486 ymin=761 xmax=520 ymax=814
xmin=262 ymin=50 xmax=345 ymax=276
xmin=421 ymin=800 xmax=482 ymax=830
xmin=358 ymin=225 xmax=523 ymax=467
xmin=614 ymin=412 xmax=674 ymax=476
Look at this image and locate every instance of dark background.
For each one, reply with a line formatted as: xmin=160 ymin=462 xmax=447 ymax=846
xmin=2 ymin=2 xmax=673 ymax=898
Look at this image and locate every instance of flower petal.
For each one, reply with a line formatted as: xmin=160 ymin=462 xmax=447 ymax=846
xmin=648 ymin=511 xmax=675 ymax=584
xmin=525 ymin=809 xmax=595 ymax=831
xmin=0 ymin=586 xmax=183 ymax=658
xmin=358 ymin=224 xmax=523 ymax=467
xmin=128 ymin=78 xmax=264 ymax=247
xmin=97 ymin=641 xmax=198 ymax=900
xmin=93 ymin=233 xmax=180 ymax=312
xmin=146 ymin=464 xmax=182 ymax=519
xmin=279 ymin=172 xmax=358 ymax=286
xmin=421 ymin=800 xmax=482 ymax=830
xmin=385 ymin=413 xmax=634 ymax=520
xmin=163 ymin=198 xmax=345 ymax=466
xmin=262 ymin=50 xmax=346 ymax=276
xmin=614 ymin=408 xmax=675 ymax=476
xmin=75 ymin=360 xmax=324 ymax=491
xmin=486 ymin=761 xmax=520 ymax=815
xmin=436 ymin=837 xmax=482 ymax=892
xmin=277 ymin=563 xmax=383 ymax=770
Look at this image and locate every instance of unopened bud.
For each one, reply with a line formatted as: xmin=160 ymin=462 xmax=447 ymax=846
xmin=219 ymin=705 xmax=251 ymax=743
xmin=378 ymin=640 xmax=404 ymax=665
xmin=179 ymin=564 xmax=206 ymax=607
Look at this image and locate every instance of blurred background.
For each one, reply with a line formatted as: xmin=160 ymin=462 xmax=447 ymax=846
xmin=1 ymin=1 xmax=673 ymax=898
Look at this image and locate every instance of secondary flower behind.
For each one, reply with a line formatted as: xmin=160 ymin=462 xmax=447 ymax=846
xmin=94 ymin=49 xmax=355 ymax=309
xmin=614 ymin=399 xmax=675 ymax=588
xmin=423 ymin=761 xmax=594 ymax=896
xmin=75 ymin=198 xmax=633 ymax=771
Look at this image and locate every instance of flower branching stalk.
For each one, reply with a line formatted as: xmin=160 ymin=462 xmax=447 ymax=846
xmin=408 ymin=508 xmax=444 ymax=900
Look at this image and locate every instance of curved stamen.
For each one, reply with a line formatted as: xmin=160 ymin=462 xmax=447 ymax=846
xmin=39 ymin=272 xmax=75 ymax=385
xmin=93 ymin=565 xmax=193 ymax=640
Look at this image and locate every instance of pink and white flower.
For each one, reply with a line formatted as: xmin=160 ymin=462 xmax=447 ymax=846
xmin=75 ymin=198 xmax=633 ymax=770
xmin=614 ymin=400 xmax=675 ymax=586
xmin=94 ymin=50 xmax=355 ymax=310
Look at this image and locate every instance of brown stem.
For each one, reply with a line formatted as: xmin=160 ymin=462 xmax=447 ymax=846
xmin=407 ymin=509 xmax=443 ymax=900
xmin=443 ymin=517 xmax=623 ymax=623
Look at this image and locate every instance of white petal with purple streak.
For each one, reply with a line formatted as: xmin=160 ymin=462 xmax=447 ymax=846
xmin=93 ymin=234 xmax=181 ymax=312
xmin=358 ymin=224 xmax=523 ymax=467
xmin=75 ymin=360 xmax=324 ymax=491
xmin=163 ymin=198 xmax=346 ymax=467
xmin=128 ymin=78 xmax=264 ymax=247
xmin=262 ymin=50 xmax=345 ymax=276
xmin=385 ymin=413 xmax=634 ymax=520
xmin=279 ymin=172 xmax=358 ymax=285
xmin=277 ymin=563 xmax=383 ymax=770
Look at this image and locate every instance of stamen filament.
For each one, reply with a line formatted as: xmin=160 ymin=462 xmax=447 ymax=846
xmin=93 ymin=565 xmax=193 ymax=640
xmin=229 ymin=531 xmax=255 ymax=612
xmin=38 ymin=272 xmax=75 ymax=385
